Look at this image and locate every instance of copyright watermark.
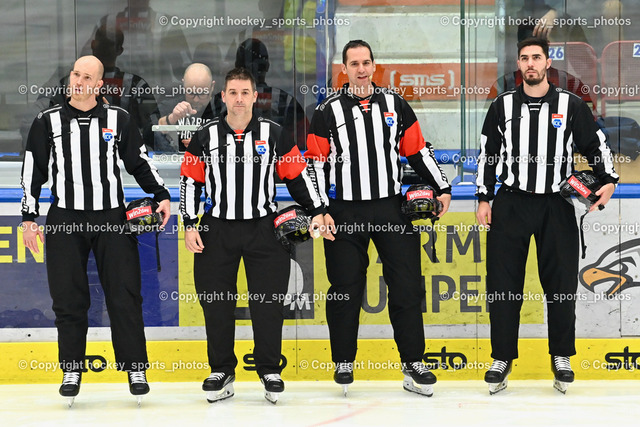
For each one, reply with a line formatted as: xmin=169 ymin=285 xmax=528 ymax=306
xmin=159 ymin=15 xmax=350 ymax=29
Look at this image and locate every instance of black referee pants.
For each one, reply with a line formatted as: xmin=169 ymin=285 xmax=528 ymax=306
xmin=486 ymin=187 xmax=579 ymax=361
xmin=194 ymin=214 xmax=290 ymax=378
xmin=45 ymin=205 xmax=147 ymax=372
xmin=324 ymin=195 xmax=426 ymax=364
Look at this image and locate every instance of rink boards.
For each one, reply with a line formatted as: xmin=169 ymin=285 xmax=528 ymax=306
xmin=3 ymin=338 xmax=640 ymax=383
xmin=1 ymin=191 xmax=640 ymax=383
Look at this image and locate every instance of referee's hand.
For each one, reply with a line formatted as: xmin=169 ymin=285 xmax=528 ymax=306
xmin=157 ymin=200 xmax=171 ymax=228
xmin=185 ymin=228 xmax=204 ymax=253
xmin=476 ymin=201 xmax=492 ymax=229
xmin=22 ymin=221 xmax=44 ymax=254
xmin=317 ymin=213 xmax=336 ymax=241
xmin=590 ymin=183 xmax=615 ymax=212
xmin=437 ymin=193 xmax=451 ymax=217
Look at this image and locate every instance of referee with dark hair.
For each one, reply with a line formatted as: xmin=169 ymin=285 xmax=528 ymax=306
xmin=476 ymin=38 xmax=618 ymax=394
xmin=20 ymin=55 xmax=170 ymax=404
xmin=180 ymin=67 xmax=325 ymax=403
xmin=305 ymin=40 xmax=451 ymax=396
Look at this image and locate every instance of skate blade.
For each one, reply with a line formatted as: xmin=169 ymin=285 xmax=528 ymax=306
xmin=265 ymin=391 xmax=281 ymax=404
xmin=553 ymin=379 xmax=569 ymax=394
xmin=342 ymin=384 xmax=349 ymax=397
xmin=206 ymin=384 xmax=234 ymax=403
xmin=66 ymin=397 xmax=75 ymax=408
xmin=488 ymin=379 xmax=508 ymax=395
xmin=136 ymin=396 xmax=143 ymax=407
xmin=402 ymin=378 xmax=433 ymax=397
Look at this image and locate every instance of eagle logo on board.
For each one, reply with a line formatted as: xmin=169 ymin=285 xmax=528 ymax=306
xmin=579 ymin=238 xmax=640 ymax=296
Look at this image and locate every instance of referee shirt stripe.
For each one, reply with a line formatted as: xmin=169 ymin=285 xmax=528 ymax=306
xmin=89 ymin=118 xmax=103 ymax=210
xmin=209 ymin=126 xmax=222 ymax=218
xmin=225 ymin=133 xmax=237 ymax=219
xmin=535 ymin=102 xmax=549 ymax=193
xmin=353 ymin=105 xmax=371 ymax=200
xmin=106 ymin=108 xmax=120 ymax=207
xmin=51 ymin=112 xmax=66 ymax=207
xmin=552 ymin=93 xmax=569 ymax=191
xmin=331 ymin=100 xmax=352 ymax=200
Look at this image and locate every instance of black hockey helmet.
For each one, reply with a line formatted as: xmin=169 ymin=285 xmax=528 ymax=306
xmin=559 ymin=171 xmax=602 ymax=209
xmin=401 ymin=184 xmax=443 ymax=221
xmin=274 ymin=205 xmax=312 ymax=251
xmin=124 ymin=197 xmax=164 ymax=235
xmin=559 ymin=171 xmax=606 ymax=259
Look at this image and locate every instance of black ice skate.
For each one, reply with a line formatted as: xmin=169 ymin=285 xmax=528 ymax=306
xmin=260 ymin=373 xmax=285 ymax=404
xmin=333 ymin=361 xmax=354 ymax=396
xmin=59 ymin=371 xmax=81 ymax=407
xmin=551 ymin=356 xmax=574 ymax=394
xmin=128 ymin=371 xmax=150 ymax=406
xmin=485 ymin=359 xmax=512 ymax=395
xmin=203 ymin=372 xmax=235 ymax=403
xmin=401 ymin=361 xmax=437 ymax=397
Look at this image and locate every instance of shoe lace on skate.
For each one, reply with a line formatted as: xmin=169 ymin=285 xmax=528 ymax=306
xmin=553 ymin=356 xmax=572 ymax=371
xmin=336 ymin=362 xmax=353 ymax=373
xmin=129 ymin=371 xmax=147 ymax=384
xmin=489 ymin=360 xmax=509 ymax=373
xmin=62 ymin=372 xmax=80 ymax=385
xmin=207 ymin=372 xmax=226 ymax=381
xmin=408 ymin=362 xmax=429 ymax=375
xmin=263 ymin=373 xmax=281 ymax=382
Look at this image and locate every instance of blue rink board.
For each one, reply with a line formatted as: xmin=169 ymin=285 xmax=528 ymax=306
xmin=0 ymin=215 xmax=179 ymax=328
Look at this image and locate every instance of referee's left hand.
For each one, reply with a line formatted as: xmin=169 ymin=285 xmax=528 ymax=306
xmin=590 ymin=183 xmax=615 ymax=212
xmin=157 ymin=199 xmax=171 ymax=228
xmin=22 ymin=221 xmax=44 ymax=254
xmin=437 ymin=193 xmax=451 ymax=218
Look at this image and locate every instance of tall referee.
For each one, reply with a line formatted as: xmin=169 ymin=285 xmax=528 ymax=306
xmin=20 ymin=56 xmax=171 ymax=402
xmin=476 ymin=38 xmax=618 ymax=393
xmin=305 ymin=40 xmax=452 ymax=395
xmin=180 ymin=67 xmax=325 ymax=403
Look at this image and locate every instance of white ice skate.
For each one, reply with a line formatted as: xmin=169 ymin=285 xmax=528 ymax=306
xmin=551 ymin=356 xmax=574 ymax=394
xmin=260 ymin=373 xmax=285 ymax=404
xmin=401 ymin=362 xmax=436 ymax=397
xmin=202 ymin=372 xmax=235 ymax=403
xmin=485 ymin=359 xmax=512 ymax=395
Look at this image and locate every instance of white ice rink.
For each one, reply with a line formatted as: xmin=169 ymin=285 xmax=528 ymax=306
xmin=2 ymin=380 xmax=640 ymax=426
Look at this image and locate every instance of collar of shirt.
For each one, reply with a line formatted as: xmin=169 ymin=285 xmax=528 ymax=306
xmin=219 ymin=110 xmax=261 ymax=137
xmin=515 ymin=82 xmax=557 ymax=104
xmin=62 ymin=97 xmax=108 ymax=121
xmin=341 ymin=82 xmax=395 ymax=106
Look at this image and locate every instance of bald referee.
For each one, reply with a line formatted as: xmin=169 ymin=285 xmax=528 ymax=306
xmin=20 ymin=55 xmax=170 ymax=403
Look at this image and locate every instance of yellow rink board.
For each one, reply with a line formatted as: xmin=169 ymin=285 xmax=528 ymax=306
xmin=177 ymin=213 xmax=547 ymax=327
xmin=3 ymin=338 xmax=640 ymax=384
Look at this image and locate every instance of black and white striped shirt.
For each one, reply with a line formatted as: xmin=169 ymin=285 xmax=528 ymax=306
xmin=179 ymin=115 xmax=324 ymax=225
xmin=21 ymin=98 xmax=169 ymax=221
xmin=304 ymin=84 xmax=451 ymax=203
xmin=477 ymin=84 xmax=618 ymax=201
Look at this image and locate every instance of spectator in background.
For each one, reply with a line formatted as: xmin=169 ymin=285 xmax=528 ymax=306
xmin=153 ymin=63 xmax=216 ymax=152
xmin=214 ymin=38 xmax=309 ymax=150
xmin=80 ymin=0 xmax=191 ymax=89
xmin=21 ymin=24 xmax=159 ymax=151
